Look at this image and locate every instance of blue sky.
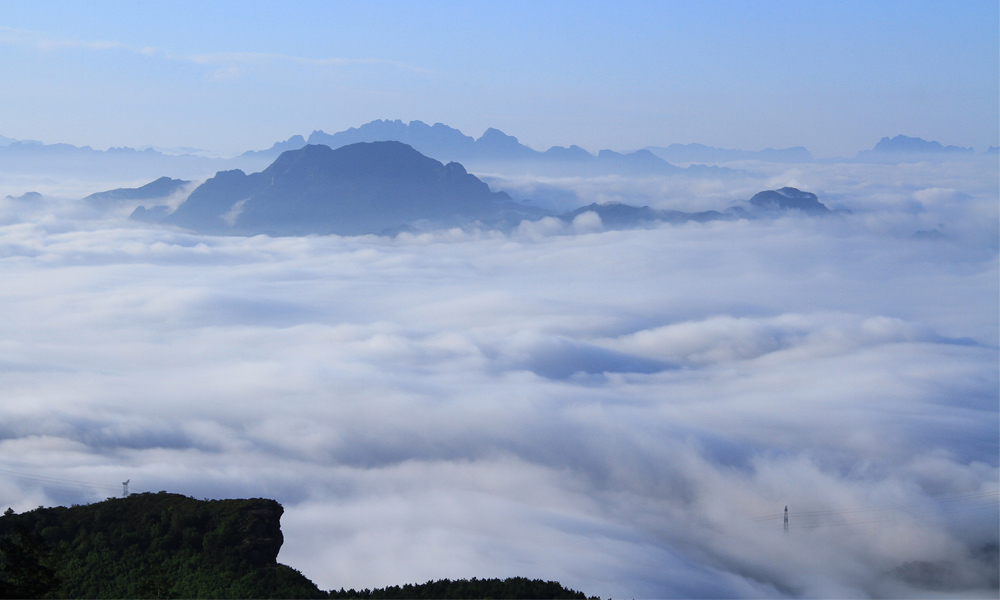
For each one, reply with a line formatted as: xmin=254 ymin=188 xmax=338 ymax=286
xmin=1 ymin=0 xmax=997 ymax=156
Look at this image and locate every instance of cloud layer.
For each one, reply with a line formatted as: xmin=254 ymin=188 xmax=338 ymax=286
xmin=0 ymin=158 xmax=997 ymax=598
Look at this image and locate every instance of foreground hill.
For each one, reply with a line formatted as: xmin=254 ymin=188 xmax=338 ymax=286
xmin=162 ymin=141 xmax=545 ymax=236
xmin=0 ymin=494 xmax=596 ymax=599
xmin=0 ymin=492 xmax=324 ymax=598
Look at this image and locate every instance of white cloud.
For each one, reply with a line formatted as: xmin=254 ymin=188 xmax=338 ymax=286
xmin=0 ymin=158 xmax=996 ymax=597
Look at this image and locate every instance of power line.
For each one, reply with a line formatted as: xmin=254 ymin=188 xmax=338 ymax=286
xmin=0 ymin=467 xmax=125 ymax=494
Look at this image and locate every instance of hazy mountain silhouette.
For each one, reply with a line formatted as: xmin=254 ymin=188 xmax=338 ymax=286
xmin=0 ymin=140 xmax=257 ymax=182
xmin=870 ymin=135 xmax=973 ymax=154
xmin=746 ymin=187 xmax=837 ymax=215
xmin=302 ymin=120 xmax=540 ymax=164
xmin=240 ymin=135 xmax=307 ymax=160
xmin=84 ymin=176 xmax=190 ymax=210
xmin=3 ymin=191 xmax=42 ymax=202
xmin=562 ymin=202 xmax=725 ymax=229
xmin=303 ymin=120 xmax=474 ymax=162
xmin=141 ymin=150 xmax=844 ymax=236
xmin=646 ymin=143 xmax=813 ymax=164
xmin=248 ymin=120 xmax=700 ymax=176
xmin=559 ymin=187 xmax=842 ymax=229
xmin=163 ymin=142 xmax=546 ymax=236
xmin=855 ymin=135 xmax=976 ymax=163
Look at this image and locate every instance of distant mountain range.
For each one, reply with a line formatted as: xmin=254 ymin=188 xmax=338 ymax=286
xmin=646 ymin=143 xmax=813 ymax=164
xmin=244 ymin=119 xmax=725 ymax=176
xmin=870 ymin=135 xmax=974 ymax=154
xmin=82 ymin=142 xmax=847 ymax=237
xmin=0 ymin=124 xmax=990 ymax=190
xmin=0 ymin=139 xmax=250 ymax=182
xmin=855 ymin=135 xmax=979 ymax=163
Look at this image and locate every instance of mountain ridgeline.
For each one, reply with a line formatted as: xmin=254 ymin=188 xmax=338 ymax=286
xmin=246 ymin=119 xmax=689 ymax=175
xmin=0 ymin=120 xmax=987 ymax=187
xmin=0 ymin=494 xmax=596 ymax=599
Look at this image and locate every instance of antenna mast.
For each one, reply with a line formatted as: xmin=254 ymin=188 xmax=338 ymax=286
xmin=783 ymin=505 xmax=788 ymax=533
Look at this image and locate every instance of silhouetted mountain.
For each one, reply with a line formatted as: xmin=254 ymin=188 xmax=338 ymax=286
xmin=855 ymin=135 xmax=976 ymax=163
xmin=306 ymin=120 xmax=476 ymax=162
xmin=3 ymin=191 xmax=42 ymax=202
xmin=255 ymin=120 xmax=700 ymax=176
xmin=647 ymin=143 xmax=813 ymax=164
xmin=595 ymin=149 xmax=680 ymax=174
xmin=747 ymin=187 xmax=835 ymax=215
xmin=541 ymin=145 xmax=593 ymax=161
xmin=162 ymin=142 xmax=547 ymax=236
xmin=558 ymin=187 xmax=844 ymax=230
xmin=85 ymin=176 xmax=190 ymax=210
xmin=870 ymin=135 xmax=973 ymax=154
xmin=474 ymin=127 xmax=537 ymax=160
xmin=305 ymin=120 xmax=542 ymax=163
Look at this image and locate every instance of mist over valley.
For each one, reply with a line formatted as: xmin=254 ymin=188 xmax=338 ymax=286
xmin=1 ymin=118 xmax=996 ymax=598
xmin=1 ymin=4 xmax=997 ymax=598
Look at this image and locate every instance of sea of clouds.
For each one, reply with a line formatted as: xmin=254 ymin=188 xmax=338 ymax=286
xmin=0 ymin=156 xmax=997 ymax=598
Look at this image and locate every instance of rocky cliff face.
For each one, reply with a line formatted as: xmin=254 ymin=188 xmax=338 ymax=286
xmin=237 ymin=501 xmax=285 ymax=567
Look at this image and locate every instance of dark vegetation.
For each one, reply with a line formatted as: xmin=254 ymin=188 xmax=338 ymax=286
xmin=328 ymin=577 xmax=597 ymax=599
xmin=0 ymin=493 xmax=324 ymax=598
xmin=0 ymin=494 xmax=597 ymax=599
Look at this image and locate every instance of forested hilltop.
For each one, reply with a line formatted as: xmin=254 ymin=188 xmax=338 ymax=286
xmin=0 ymin=493 xmax=595 ymax=599
xmin=0 ymin=492 xmax=324 ymax=598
